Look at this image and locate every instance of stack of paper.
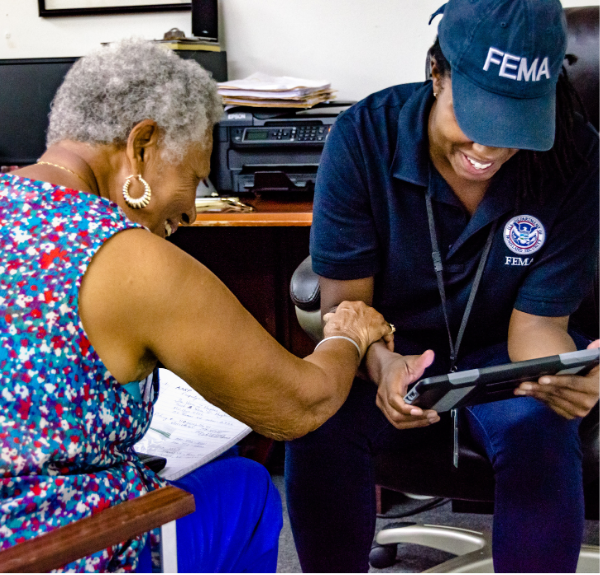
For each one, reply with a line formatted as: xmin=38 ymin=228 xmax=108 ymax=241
xmin=218 ymin=72 xmax=336 ymax=108
xmin=156 ymin=37 xmax=222 ymax=52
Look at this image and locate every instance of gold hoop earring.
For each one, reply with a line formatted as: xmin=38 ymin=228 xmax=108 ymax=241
xmin=123 ymin=175 xmax=151 ymax=209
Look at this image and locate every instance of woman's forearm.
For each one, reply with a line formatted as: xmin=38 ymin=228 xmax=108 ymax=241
xmin=297 ymin=340 xmax=363 ymax=434
xmin=80 ymin=231 xmax=391 ymax=442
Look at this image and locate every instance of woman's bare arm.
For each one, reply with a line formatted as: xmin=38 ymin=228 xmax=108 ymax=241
xmin=509 ymin=308 xmax=599 ymax=419
xmin=79 ymin=229 xmax=390 ymax=440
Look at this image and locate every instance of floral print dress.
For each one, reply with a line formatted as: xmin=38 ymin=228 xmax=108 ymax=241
xmin=0 ymin=174 xmax=165 ymax=572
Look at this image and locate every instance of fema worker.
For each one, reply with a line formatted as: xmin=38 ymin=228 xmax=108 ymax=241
xmin=285 ymin=0 xmax=599 ymax=572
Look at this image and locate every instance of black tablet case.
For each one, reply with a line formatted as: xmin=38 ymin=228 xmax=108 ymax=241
xmin=404 ymin=348 xmax=599 ymax=412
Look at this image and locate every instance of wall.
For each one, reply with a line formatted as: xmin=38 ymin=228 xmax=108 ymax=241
xmin=1 ymin=0 xmax=597 ymax=101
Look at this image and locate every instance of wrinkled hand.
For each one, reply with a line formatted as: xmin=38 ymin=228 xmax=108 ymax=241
xmin=375 ymin=349 xmax=440 ymax=429
xmin=323 ymin=301 xmax=395 ymax=361
xmin=514 ymin=340 xmax=600 ymax=419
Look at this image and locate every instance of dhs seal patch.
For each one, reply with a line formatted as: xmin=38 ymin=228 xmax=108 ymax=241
xmin=503 ymin=215 xmax=546 ymax=255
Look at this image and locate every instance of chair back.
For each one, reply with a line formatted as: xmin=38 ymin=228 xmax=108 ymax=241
xmin=565 ymin=6 xmax=599 ymax=340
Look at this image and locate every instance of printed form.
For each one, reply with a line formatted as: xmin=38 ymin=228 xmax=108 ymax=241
xmin=135 ymin=369 xmax=251 ymax=481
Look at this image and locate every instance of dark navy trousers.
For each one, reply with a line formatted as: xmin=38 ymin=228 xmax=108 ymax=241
xmin=285 ymin=340 xmax=587 ymax=573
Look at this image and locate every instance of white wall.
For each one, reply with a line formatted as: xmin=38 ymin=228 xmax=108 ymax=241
xmin=1 ymin=0 xmax=597 ymax=101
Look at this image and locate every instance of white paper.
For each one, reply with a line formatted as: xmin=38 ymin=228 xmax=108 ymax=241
xmin=135 ymin=369 xmax=251 ymax=481
xmin=219 ymin=88 xmax=327 ymax=99
xmin=218 ymin=72 xmax=330 ymax=94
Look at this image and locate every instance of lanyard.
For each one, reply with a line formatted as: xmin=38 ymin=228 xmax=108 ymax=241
xmin=425 ymin=194 xmax=497 ymax=372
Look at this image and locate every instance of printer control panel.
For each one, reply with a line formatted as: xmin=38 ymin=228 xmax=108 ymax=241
xmin=232 ymin=123 xmax=331 ymax=145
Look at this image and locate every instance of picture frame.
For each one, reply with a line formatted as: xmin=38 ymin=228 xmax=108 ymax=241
xmin=38 ymin=0 xmax=191 ymax=17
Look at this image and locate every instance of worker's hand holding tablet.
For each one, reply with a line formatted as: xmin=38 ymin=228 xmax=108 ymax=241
xmin=404 ymin=347 xmax=600 ymax=415
xmin=513 ymin=340 xmax=600 ymax=419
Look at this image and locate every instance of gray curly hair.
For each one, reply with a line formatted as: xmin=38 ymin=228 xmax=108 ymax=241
xmin=47 ymin=38 xmax=223 ymax=162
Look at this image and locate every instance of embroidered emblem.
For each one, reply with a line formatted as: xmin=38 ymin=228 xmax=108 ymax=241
xmin=503 ymin=215 xmax=546 ymax=255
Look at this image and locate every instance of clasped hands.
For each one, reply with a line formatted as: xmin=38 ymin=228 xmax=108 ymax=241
xmin=322 ymin=303 xmax=439 ymax=428
xmin=322 ymin=301 xmax=395 ymax=361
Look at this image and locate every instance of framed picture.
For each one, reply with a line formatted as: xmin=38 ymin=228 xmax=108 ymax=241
xmin=38 ymin=0 xmax=191 ymax=17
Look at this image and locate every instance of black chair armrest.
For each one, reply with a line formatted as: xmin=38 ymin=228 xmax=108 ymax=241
xmin=137 ymin=452 xmax=168 ymax=474
xmin=290 ymin=256 xmax=320 ymax=312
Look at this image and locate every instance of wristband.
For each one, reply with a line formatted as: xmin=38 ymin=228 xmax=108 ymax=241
xmin=314 ymin=335 xmax=362 ymax=359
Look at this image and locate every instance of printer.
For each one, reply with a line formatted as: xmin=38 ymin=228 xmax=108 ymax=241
xmin=210 ymin=102 xmax=352 ymax=195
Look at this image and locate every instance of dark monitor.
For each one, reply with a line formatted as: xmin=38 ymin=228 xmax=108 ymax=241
xmin=0 ymin=51 xmax=226 ymax=168
xmin=0 ymin=58 xmax=78 ymax=166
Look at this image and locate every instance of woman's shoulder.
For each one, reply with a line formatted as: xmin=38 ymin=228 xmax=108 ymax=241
xmin=1 ymin=172 xmax=143 ymax=238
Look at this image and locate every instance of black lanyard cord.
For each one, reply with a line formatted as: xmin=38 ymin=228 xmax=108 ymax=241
xmin=425 ymin=194 xmax=498 ymax=371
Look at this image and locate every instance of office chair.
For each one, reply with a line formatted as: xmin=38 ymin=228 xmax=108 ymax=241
xmin=289 ymin=7 xmax=599 ymax=572
xmin=0 ymin=483 xmax=194 ymax=572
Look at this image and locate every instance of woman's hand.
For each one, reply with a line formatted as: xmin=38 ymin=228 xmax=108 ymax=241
xmin=371 ymin=346 xmax=439 ymax=429
xmin=515 ymin=340 xmax=600 ymax=419
xmin=322 ymin=301 xmax=395 ymax=361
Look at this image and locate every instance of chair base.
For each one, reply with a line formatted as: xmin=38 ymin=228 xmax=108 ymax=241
xmin=372 ymin=524 xmax=600 ymax=573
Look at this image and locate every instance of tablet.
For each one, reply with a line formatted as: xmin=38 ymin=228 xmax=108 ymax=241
xmin=403 ymin=348 xmax=599 ymax=413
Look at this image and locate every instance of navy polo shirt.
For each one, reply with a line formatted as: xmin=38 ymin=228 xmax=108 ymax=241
xmin=311 ymin=82 xmax=599 ymax=371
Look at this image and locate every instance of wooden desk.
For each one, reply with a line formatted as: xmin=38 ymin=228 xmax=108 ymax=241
xmin=173 ymin=198 xmax=315 ymax=358
xmin=192 ymin=198 xmax=313 ymax=227
xmin=177 ymin=198 xmax=315 ymax=464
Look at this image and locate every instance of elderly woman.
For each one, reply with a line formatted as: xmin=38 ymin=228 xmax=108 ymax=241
xmin=285 ymin=0 xmax=599 ymax=573
xmin=0 ymin=39 xmax=394 ymax=572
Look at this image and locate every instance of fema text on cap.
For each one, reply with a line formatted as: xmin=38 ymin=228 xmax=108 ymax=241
xmin=483 ymin=47 xmax=551 ymax=81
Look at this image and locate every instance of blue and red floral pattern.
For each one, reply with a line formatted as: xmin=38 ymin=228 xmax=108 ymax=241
xmin=0 ymin=174 xmax=165 ymax=572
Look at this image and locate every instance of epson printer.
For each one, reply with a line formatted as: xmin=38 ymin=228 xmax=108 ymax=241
xmin=210 ymin=102 xmax=352 ymax=195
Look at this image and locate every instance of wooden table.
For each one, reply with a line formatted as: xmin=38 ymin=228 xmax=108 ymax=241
xmin=192 ymin=198 xmax=313 ymax=227
xmin=174 ymin=197 xmax=314 ymax=356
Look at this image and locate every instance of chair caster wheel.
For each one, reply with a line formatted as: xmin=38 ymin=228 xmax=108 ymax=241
xmin=369 ymin=543 xmax=397 ymax=569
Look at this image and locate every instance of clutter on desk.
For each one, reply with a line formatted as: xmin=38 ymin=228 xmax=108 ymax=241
xmin=217 ymin=72 xmax=336 ymax=108
xmin=156 ymin=27 xmax=222 ymax=52
xmin=195 ymin=197 xmax=255 ymax=213
xmin=196 ymin=177 xmax=219 ymax=197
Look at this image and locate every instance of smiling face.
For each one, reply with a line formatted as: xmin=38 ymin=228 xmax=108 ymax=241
xmin=428 ymin=72 xmax=519 ymax=185
xmin=144 ymin=139 xmax=212 ymax=238
xmin=124 ymin=134 xmax=212 ymax=239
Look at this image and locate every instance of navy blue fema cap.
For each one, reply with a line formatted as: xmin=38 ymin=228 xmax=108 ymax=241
xmin=433 ymin=0 xmax=567 ymax=151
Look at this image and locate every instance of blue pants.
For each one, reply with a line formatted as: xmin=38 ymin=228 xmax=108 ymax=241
xmin=137 ymin=450 xmax=283 ymax=573
xmin=285 ymin=340 xmax=587 ymax=573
